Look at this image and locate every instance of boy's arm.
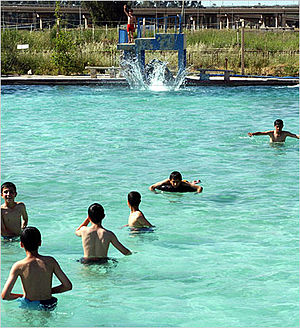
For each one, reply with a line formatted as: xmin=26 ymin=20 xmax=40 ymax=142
xmin=149 ymin=178 xmax=169 ymax=191
xmin=183 ymin=181 xmax=203 ymax=193
xmin=1 ymin=263 xmax=23 ymax=300
xmin=123 ymin=4 xmax=128 ymax=16
xmin=21 ymin=203 xmax=28 ymax=229
xmin=285 ymin=131 xmax=300 ymax=139
xmin=76 ymin=217 xmax=90 ymax=231
xmin=51 ymin=258 xmax=72 ymax=294
xmin=110 ymin=232 xmax=132 ymax=255
xmin=248 ymin=131 xmax=271 ymax=137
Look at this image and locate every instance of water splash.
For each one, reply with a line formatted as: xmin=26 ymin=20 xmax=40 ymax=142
xmin=120 ymin=57 xmax=186 ymax=91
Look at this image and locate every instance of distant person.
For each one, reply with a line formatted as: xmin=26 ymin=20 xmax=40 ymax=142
xmin=1 ymin=182 xmax=28 ymax=240
xmin=75 ymin=203 xmax=132 ymax=264
xmin=125 ymin=191 xmax=154 ymax=232
xmin=124 ymin=4 xmax=136 ymax=43
xmin=1 ymin=227 xmax=72 ymax=311
xmin=149 ymin=171 xmax=203 ymax=193
xmin=248 ymin=119 xmax=299 ymax=142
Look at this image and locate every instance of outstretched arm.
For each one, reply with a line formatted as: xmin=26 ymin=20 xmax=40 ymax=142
xmin=285 ymin=131 xmax=299 ymax=139
xmin=1 ymin=263 xmax=23 ymax=300
xmin=123 ymin=4 xmax=129 ymax=16
xmin=110 ymin=232 xmax=132 ymax=255
xmin=51 ymin=259 xmax=72 ymax=294
xmin=149 ymin=178 xmax=169 ymax=191
xmin=184 ymin=181 xmax=203 ymax=193
xmin=248 ymin=131 xmax=271 ymax=137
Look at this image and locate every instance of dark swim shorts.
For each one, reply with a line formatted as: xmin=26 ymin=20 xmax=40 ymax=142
xmin=77 ymin=257 xmax=118 ymax=265
xmin=2 ymin=236 xmax=20 ymax=242
xmin=18 ymin=296 xmax=58 ymax=311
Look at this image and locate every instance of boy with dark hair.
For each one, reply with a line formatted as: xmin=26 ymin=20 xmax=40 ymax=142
xmin=1 ymin=182 xmax=28 ymax=239
xmin=126 ymin=191 xmax=154 ymax=231
xmin=1 ymin=227 xmax=72 ymax=311
xmin=149 ymin=171 xmax=203 ymax=193
xmin=75 ymin=203 xmax=132 ymax=264
xmin=248 ymin=119 xmax=299 ymax=142
xmin=124 ymin=4 xmax=136 ymax=43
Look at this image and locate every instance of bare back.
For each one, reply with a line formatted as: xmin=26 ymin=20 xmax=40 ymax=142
xmin=80 ymin=226 xmax=113 ymax=258
xmin=17 ymin=255 xmax=55 ymax=301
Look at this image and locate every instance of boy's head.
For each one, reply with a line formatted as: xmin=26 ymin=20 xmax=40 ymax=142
xmin=21 ymin=227 xmax=41 ymax=252
xmin=274 ymin=119 xmax=283 ymax=131
xmin=128 ymin=8 xmax=133 ymax=14
xmin=88 ymin=203 xmax=105 ymax=225
xmin=128 ymin=191 xmax=141 ymax=208
xmin=1 ymin=182 xmax=17 ymax=202
xmin=169 ymin=171 xmax=182 ymax=188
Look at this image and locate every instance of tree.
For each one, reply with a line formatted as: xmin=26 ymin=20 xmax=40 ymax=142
xmin=82 ymin=1 xmax=127 ymax=25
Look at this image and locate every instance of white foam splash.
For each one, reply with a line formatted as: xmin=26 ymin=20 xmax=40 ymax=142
xmin=120 ymin=57 xmax=186 ymax=91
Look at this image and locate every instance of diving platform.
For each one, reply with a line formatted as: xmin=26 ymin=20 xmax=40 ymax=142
xmin=117 ymin=15 xmax=186 ymax=72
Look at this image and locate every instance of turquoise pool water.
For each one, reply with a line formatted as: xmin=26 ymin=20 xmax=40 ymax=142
xmin=1 ymin=84 xmax=299 ymax=327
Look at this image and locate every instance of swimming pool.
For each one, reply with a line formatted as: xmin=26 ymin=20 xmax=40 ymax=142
xmin=1 ymin=84 xmax=299 ymax=327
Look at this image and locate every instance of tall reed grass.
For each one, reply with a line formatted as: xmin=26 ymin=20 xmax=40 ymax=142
xmin=1 ymin=28 xmax=299 ymax=76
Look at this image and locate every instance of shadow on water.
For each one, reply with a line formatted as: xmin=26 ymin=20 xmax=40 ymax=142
xmin=209 ymin=193 xmax=238 ymax=204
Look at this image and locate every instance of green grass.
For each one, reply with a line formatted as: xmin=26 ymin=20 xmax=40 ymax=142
xmin=1 ymin=28 xmax=299 ymax=76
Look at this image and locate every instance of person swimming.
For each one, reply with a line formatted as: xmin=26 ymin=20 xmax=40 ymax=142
xmin=149 ymin=171 xmax=203 ymax=193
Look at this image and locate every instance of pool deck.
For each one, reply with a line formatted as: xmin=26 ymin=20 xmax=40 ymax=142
xmin=1 ymin=74 xmax=299 ymax=87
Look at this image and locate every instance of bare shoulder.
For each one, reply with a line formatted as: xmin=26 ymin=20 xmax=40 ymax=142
xmin=16 ymin=202 xmax=26 ymax=209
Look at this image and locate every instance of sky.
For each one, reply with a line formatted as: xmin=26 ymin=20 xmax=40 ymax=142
xmin=201 ymin=0 xmax=298 ymax=6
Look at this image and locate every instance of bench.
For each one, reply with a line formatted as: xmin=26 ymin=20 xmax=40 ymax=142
xmin=85 ymin=66 xmax=121 ymax=78
xmin=197 ymin=68 xmax=234 ymax=81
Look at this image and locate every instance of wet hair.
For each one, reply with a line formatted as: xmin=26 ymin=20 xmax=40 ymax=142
xmin=169 ymin=171 xmax=182 ymax=181
xmin=1 ymin=182 xmax=17 ymax=193
xmin=88 ymin=203 xmax=105 ymax=225
xmin=128 ymin=191 xmax=141 ymax=207
xmin=274 ymin=119 xmax=283 ymax=127
xmin=20 ymin=227 xmax=41 ymax=252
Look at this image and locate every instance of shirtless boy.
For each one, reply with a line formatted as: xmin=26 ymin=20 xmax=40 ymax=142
xmin=1 ymin=227 xmax=72 ymax=311
xmin=1 ymin=182 xmax=28 ymax=239
xmin=248 ymin=119 xmax=299 ymax=142
xmin=126 ymin=191 xmax=154 ymax=231
xmin=149 ymin=171 xmax=203 ymax=193
xmin=124 ymin=4 xmax=136 ymax=43
xmin=75 ymin=203 xmax=132 ymax=264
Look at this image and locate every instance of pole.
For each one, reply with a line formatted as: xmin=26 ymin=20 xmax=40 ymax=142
xmin=181 ymin=0 xmax=185 ymax=30
xmin=241 ymin=20 xmax=245 ymax=75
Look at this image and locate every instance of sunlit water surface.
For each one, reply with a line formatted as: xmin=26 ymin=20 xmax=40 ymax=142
xmin=1 ymin=84 xmax=299 ymax=327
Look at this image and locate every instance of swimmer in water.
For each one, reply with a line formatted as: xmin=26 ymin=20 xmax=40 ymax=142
xmin=248 ymin=119 xmax=299 ymax=142
xmin=149 ymin=171 xmax=203 ymax=193
xmin=75 ymin=203 xmax=131 ymax=264
xmin=124 ymin=191 xmax=154 ymax=231
xmin=1 ymin=182 xmax=28 ymax=239
xmin=1 ymin=227 xmax=72 ymax=311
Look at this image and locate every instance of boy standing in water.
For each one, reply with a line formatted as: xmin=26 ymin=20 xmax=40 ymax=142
xmin=1 ymin=182 xmax=28 ymax=239
xmin=126 ymin=191 xmax=154 ymax=231
xmin=75 ymin=203 xmax=132 ymax=264
xmin=248 ymin=119 xmax=299 ymax=142
xmin=124 ymin=4 xmax=136 ymax=43
xmin=149 ymin=171 xmax=203 ymax=193
xmin=1 ymin=227 xmax=72 ymax=311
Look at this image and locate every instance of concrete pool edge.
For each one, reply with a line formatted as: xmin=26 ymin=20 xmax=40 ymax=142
xmin=1 ymin=75 xmax=299 ymax=87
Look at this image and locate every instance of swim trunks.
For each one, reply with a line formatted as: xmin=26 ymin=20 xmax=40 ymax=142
xmin=18 ymin=297 xmax=57 ymax=311
xmin=130 ymin=227 xmax=154 ymax=233
xmin=2 ymin=235 xmax=20 ymax=242
xmin=78 ymin=257 xmax=109 ymax=265
xmin=127 ymin=24 xmax=135 ymax=32
xmin=157 ymin=184 xmax=196 ymax=193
